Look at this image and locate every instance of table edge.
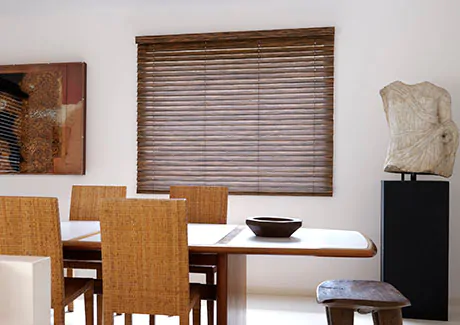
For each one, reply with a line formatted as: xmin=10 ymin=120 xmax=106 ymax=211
xmin=62 ymin=229 xmax=377 ymax=258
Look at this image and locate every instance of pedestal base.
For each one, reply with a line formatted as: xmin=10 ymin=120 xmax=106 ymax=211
xmin=381 ymin=180 xmax=449 ymax=321
xmin=0 ymin=255 xmax=51 ymax=325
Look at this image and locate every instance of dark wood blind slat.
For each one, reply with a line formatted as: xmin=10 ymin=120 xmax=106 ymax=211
xmin=145 ymin=38 xmax=334 ymax=51
xmin=139 ymin=106 xmax=332 ymax=112
xmin=140 ymin=125 xmax=334 ymax=131
xmin=140 ymin=109 xmax=333 ymax=116
xmin=141 ymin=79 xmax=333 ymax=88
xmin=141 ymin=130 xmax=333 ymax=135
xmin=138 ymin=161 xmax=333 ymax=167
xmin=147 ymin=86 xmax=330 ymax=94
xmin=140 ymin=73 xmax=332 ymax=81
xmin=139 ymin=66 xmax=334 ymax=76
xmin=139 ymin=145 xmax=334 ymax=153
xmin=139 ymin=97 xmax=333 ymax=103
xmin=148 ymin=59 xmax=334 ymax=70
xmin=139 ymin=52 xmax=335 ymax=63
xmin=137 ymin=27 xmax=334 ymax=195
xmin=139 ymin=153 xmax=334 ymax=157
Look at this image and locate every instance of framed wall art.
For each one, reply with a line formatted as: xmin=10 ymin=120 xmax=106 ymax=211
xmin=0 ymin=62 xmax=86 ymax=174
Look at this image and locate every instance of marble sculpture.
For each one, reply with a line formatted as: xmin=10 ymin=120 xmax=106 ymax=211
xmin=380 ymin=81 xmax=459 ymax=178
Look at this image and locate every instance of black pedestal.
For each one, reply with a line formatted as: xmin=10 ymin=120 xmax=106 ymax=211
xmin=381 ymin=180 xmax=449 ymax=321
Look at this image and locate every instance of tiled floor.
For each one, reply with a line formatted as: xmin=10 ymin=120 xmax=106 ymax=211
xmin=64 ymin=294 xmax=460 ymax=324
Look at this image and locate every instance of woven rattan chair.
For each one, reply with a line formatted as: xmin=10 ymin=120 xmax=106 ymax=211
xmin=99 ymin=198 xmax=201 ymax=325
xmin=0 ymin=196 xmax=94 ymax=325
xmin=65 ymin=185 xmax=127 ymax=324
xmin=170 ymin=186 xmax=228 ymax=325
xmin=69 ymin=185 xmax=127 ymax=221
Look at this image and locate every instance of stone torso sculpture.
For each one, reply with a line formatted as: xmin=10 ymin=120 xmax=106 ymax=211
xmin=380 ymin=81 xmax=459 ymax=177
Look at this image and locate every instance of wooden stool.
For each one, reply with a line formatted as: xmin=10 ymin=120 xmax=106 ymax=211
xmin=316 ymin=280 xmax=411 ymax=325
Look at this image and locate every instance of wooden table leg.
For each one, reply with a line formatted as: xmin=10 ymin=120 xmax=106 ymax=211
xmin=217 ymin=254 xmax=246 ymax=325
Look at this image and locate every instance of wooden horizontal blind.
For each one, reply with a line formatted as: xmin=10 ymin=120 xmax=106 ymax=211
xmin=0 ymin=92 xmax=22 ymax=173
xmin=136 ymin=27 xmax=334 ymax=196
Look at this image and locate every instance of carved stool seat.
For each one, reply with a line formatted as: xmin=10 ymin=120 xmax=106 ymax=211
xmin=316 ymin=280 xmax=411 ymax=325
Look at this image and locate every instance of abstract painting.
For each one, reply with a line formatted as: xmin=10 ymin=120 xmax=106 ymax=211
xmin=0 ymin=62 xmax=86 ymax=174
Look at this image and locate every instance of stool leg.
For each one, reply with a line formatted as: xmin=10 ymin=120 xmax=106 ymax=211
xmin=326 ymin=307 xmax=354 ymax=325
xmin=372 ymin=309 xmax=402 ymax=325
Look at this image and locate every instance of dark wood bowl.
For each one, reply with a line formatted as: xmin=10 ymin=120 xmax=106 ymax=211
xmin=246 ymin=216 xmax=303 ymax=238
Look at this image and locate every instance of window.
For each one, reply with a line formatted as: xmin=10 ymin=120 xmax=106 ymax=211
xmin=136 ymin=27 xmax=334 ymax=196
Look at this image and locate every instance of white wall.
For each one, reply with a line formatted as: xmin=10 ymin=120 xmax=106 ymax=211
xmin=1 ymin=0 xmax=459 ymax=298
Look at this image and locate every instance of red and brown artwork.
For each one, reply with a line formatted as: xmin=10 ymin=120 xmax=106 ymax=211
xmin=0 ymin=62 xmax=86 ymax=174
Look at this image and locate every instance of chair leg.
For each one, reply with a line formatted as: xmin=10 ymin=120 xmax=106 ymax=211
xmin=54 ymin=307 xmax=66 ymax=325
xmin=206 ymin=270 xmax=215 ymax=325
xmin=149 ymin=315 xmax=155 ymax=325
xmin=372 ymin=309 xmax=403 ymax=325
xmin=193 ymin=300 xmax=201 ymax=325
xmin=97 ymin=269 xmax=103 ymax=325
xmin=180 ymin=313 xmax=190 ymax=325
xmin=125 ymin=314 xmax=133 ymax=325
xmin=102 ymin=304 xmax=113 ymax=325
xmin=67 ymin=268 xmax=74 ymax=312
xmin=84 ymin=287 xmax=94 ymax=325
xmin=326 ymin=307 xmax=354 ymax=325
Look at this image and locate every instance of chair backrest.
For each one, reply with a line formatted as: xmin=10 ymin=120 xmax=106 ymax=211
xmin=0 ymin=197 xmax=64 ymax=310
xmin=69 ymin=185 xmax=127 ymax=221
xmin=170 ymin=186 xmax=228 ymax=224
xmin=100 ymin=198 xmax=190 ymax=316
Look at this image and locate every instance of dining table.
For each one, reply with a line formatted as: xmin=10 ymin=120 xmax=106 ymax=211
xmin=61 ymin=221 xmax=377 ymax=325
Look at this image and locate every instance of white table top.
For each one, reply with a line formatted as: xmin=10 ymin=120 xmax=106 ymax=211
xmin=79 ymin=224 xmax=238 ymax=246
xmin=62 ymin=221 xmax=376 ymax=258
xmin=61 ymin=221 xmax=100 ymax=241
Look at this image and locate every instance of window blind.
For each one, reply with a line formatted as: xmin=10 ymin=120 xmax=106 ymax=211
xmin=136 ymin=27 xmax=334 ymax=196
xmin=0 ymin=92 xmax=22 ymax=173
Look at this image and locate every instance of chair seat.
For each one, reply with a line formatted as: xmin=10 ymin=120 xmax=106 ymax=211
xmin=189 ymin=264 xmax=217 ymax=274
xmin=64 ymin=259 xmax=102 ymax=270
xmin=64 ymin=277 xmax=94 ymax=306
xmin=317 ymin=280 xmax=410 ymax=310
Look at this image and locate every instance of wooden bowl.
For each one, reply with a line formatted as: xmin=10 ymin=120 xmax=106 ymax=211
xmin=246 ymin=216 xmax=302 ymax=238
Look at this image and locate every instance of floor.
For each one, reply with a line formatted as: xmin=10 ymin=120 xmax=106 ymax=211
xmin=63 ymin=294 xmax=460 ymax=325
